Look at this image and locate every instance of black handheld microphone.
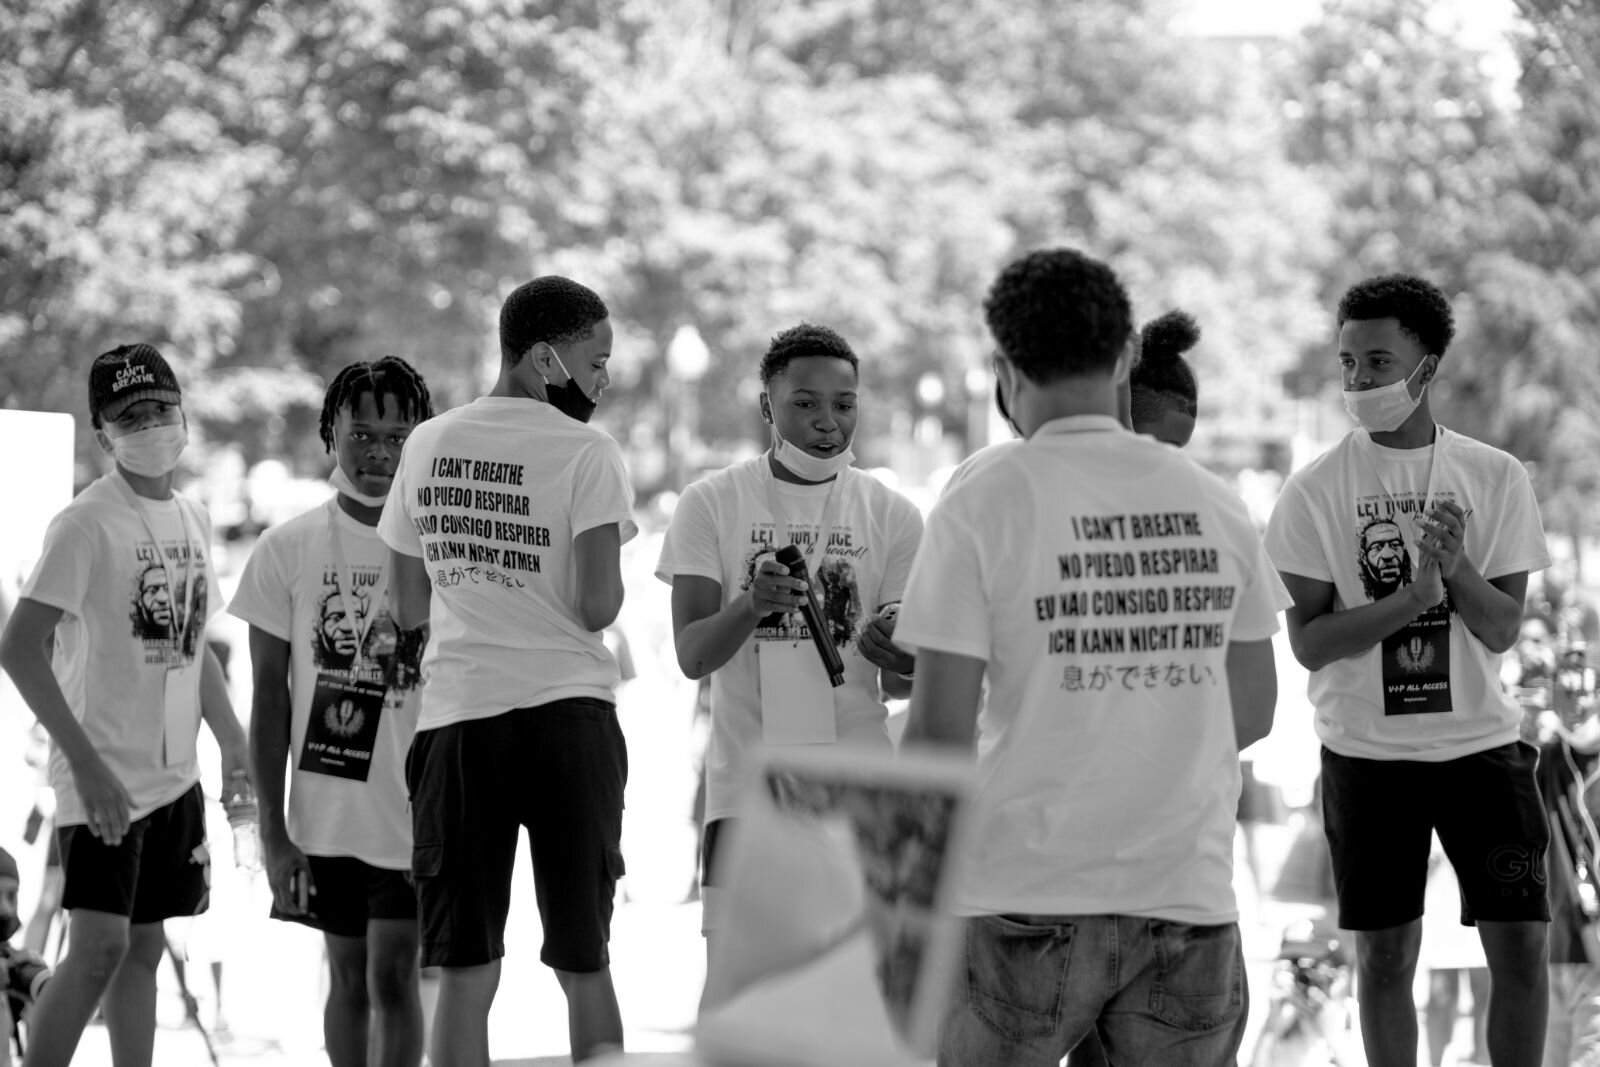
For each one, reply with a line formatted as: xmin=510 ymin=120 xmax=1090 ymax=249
xmin=774 ymin=544 xmax=845 ymax=688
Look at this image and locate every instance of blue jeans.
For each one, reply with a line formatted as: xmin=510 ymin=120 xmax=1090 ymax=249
xmin=938 ymin=913 xmax=1248 ymax=1067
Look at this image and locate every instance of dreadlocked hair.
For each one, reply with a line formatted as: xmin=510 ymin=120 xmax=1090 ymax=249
xmin=1131 ymin=310 xmax=1199 ymax=420
xmin=319 ymin=356 xmax=435 ymax=453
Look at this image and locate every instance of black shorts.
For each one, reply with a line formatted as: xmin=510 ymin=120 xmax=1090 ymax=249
xmin=407 ymin=697 xmax=627 ymax=972
xmin=270 ymin=855 xmax=417 ymax=939
xmin=57 ymin=783 xmax=210 ymax=923
xmin=1321 ymin=742 xmax=1551 ymax=931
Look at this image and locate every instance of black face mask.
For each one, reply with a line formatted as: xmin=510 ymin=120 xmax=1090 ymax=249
xmin=994 ymin=381 xmax=1022 ymax=439
xmin=0 ymin=912 xmax=18 ymax=942
xmin=546 ymin=379 xmax=598 ymax=424
xmin=540 ymin=351 xmax=599 ymax=424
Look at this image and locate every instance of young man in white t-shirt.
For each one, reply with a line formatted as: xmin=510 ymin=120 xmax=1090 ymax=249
xmin=655 ymin=323 xmax=923 ymax=970
xmin=897 ymin=249 xmax=1283 ymax=1066
xmin=0 ymin=344 xmax=248 ymax=1067
xmin=1264 ymin=274 xmax=1552 ymax=1067
xmin=229 ymin=357 xmax=435 ymax=1067
xmin=378 ymin=277 xmax=635 ymax=1066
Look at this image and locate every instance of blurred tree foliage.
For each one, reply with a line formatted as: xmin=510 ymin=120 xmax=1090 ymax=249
xmin=2 ymin=0 xmax=1596 ymax=515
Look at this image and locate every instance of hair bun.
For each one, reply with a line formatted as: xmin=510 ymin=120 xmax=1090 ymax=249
xmin=1139 ymin=310 xmax=1200 ymax=366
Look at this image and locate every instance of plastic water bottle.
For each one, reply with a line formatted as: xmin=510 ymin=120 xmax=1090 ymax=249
xmin=223 ymin=770 xmax=262 ymax=871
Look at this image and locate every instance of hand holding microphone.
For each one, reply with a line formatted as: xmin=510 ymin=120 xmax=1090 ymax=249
xmin=773 ymin=544 xmax=846 ymax=687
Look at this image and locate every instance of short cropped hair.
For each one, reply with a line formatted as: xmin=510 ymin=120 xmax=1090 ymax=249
xmin=1337 ymin=274 xmax=1455 ymax=357
xmin=1130 ymin=310 xmax=1200 ymax=422
xmin=983 ymin=249 xmax=1133 ymax=383
xmin=759 ymin=323 xmax=859 ymax=385
xmin=499 ymin=277 xmax=609 ymax=362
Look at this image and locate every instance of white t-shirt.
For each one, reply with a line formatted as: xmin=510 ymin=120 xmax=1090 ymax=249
xmin=21 ymin=472 xmax=219 ymax=826
xmin=228 ymin=498 xmax=425 ymax=868
xmin=1264 ymin=426 xmax=1551 ymax=761
xmin=378 ymin=397 xmax=637 ymax=731
xmin=896 ymin=416 xmax=1287 ymax=925
xmin=655 ymin=457 xmax=924 ymax=824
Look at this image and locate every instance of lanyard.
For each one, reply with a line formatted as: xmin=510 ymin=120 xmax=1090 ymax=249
xmin=1360 ymin=428 xmax=1449 ymax=554
xmin=328 ymin=501 xmax=390 ymax=667
xmin=114 ymin=474 xmax=196 ymax=645
xmin=763 ymin=455 xmax=844 ymax=572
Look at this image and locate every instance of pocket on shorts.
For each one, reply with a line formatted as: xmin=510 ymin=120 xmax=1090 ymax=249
xmin=965 ymin=914 xmax=1072 ymax=1041
xmin=1148 ymin=921 xmax=1244 ymax=1032
xmin=412 ymin=843 xmax=445 ymax=881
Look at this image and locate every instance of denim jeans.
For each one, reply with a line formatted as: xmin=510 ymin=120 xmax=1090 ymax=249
xmin=1547 ymin=964 xmax=1600 ymax=1067
xmin=938 ymin=913 xmax=1248 ymax=1067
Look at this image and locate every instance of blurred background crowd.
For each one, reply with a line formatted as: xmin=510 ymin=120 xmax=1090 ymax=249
xmin=4 ymin=0 xmax=1600 ymax=1062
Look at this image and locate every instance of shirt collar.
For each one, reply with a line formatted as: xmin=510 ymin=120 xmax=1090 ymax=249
xmin=1033 ymin=414 xmax=1126 ymax=438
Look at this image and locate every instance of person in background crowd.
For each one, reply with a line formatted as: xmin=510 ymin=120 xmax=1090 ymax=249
xmin=380 ymin=277 xmax=635 ymax=1066
xmin=230 ymin=356 xmax=435 ymax=1067
xmin=1128 ymin=309 xmax=1200 ymax=449
xmin=1264 ymin=273 xmax=1553 ymax=1067
xmin=2 ymin=845 xmax=53 ymax=1067
xmin=899 ymin=248 xmax=1283 ymax=1064
xmin=656 ymin=323 xmax=923 ymax=988
xmin=0 ymin=343 xmax=248 ymax=1067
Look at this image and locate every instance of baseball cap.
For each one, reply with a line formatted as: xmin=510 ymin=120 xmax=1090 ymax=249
xmin=89 ymin=343 xmax=183 ymax=426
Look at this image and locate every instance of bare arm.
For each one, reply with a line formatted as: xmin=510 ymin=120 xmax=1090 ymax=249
xmin=389 ymin=549 xmax=432 ymax=630
xmin=200 ymin=643 xmax=248 ymax=781
xmin=247 ymin=626 xmax=311 ymax=913
xmin=1280 ymin=567 xmax=1443 ymax=673
xmin=669 ymin=560 xmax=809 ymax=680
xmin=0 ymin=598 xmax=133 ymax=843
xmin=1225 ymin=638 xmax=1277 ymax=750
xmin=900 ymin=649 xmax=987 ymax=753
xmin=1417 ymin=500 xmax=1524 ymax=653
xmin=573 ymin=522 xmax=624 ymax=632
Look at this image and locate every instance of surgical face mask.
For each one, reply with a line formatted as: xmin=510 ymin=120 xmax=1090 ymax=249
xmin=771 ymin=425 xmax=855 ymax=482
xmin=1344 ymin=359 xmax=1429 ymax=434
xmin=108 ymin=422 xmax=187 ymax=478
xmin=541 ymin=351 xmax=598 ymax=424
xmin=330 ymin=465 xmax=389 ymax=508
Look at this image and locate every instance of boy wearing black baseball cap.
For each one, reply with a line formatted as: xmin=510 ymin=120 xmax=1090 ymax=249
xmin=0 ymin=343 xmax=248 ymax=1067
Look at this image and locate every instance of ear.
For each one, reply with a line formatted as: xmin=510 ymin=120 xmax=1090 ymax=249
xmin=760 ymin=393 xmax=773 ymax=424
xmin=1420 ymin=354 xmax=1439 ymax=385
xmin=1111 ymin=338 xmax=1135 ymax=386
xmin=94 ymin=427 xmax=115 ymax=455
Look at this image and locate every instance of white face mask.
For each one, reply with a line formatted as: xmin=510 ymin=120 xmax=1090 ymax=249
xmin=330 ymin=465 xmax=389 ymax=508
xmin=1343 ymin=359 xmax=1430 ymax=434
xmin=771 ymin=426 xmax=855 ymax=482
xmin=109 ymin=423 xmax=187 ymax=478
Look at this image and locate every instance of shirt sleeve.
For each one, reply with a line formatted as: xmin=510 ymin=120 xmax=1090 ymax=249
xmin=1230 ymin=530 xmax=1289 ymax=643
xmin=227 ymin=527 xmax=292 ymax=642
xmin=655 ymin=480 xmax=723 ymax=585
xmin=894 ymin=496 xmax=989 ymax=660
xmin=1262 ymin=479 xmax=1333 ymax=583
xmin=1480 ymin=462 xmax=1552 ymax=580
xmin=193 ymin=501 xmax=224 ymax=623
xmin=377 ymin=445 xmax=424 ymax=558
xmin=875 ymin=497 xmax=924 ymax=608
xmin=571 ymin=438 xmax=637 ymax=544
xmin=19 ymin=511 xmax=94 ymax=617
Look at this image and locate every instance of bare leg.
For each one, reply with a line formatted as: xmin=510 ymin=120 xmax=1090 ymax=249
xmin=430 ymin=960 xmax=500 ymax=1067
xmin=20 ymin=909 xmax=131 ymax=1067
xmin=555 ymin=967 xmax=623 ymax=1062
xmin=367 ymin=918 xmax=424 ymax=1067
xmin=324 ymin=933 xmax=371 ymax=1067
xmin=1478 ymin=921 xmax=1548 ymax=1067
xmin=101 ymin=921 xmax=165 ymax=1067
xmin=1354 ymin=920 xmax=1424 ymax=1067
